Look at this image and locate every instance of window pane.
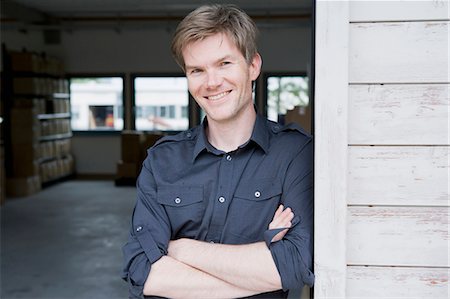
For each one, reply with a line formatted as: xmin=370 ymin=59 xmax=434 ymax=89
xmin=70 ymin=77 xmax=124 ymax=131
xmin=134 ymin=77 xmax=189 ymax=131
xmin=267 ymin=76 xmax=309 ymax=123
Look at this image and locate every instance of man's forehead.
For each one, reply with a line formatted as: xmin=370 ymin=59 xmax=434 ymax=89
xmin=182 ymin=33 xmax=241 ymax=63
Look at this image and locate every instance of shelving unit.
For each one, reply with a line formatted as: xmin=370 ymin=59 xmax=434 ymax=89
xmin=2 ymin=47 xmax=75 ymax=197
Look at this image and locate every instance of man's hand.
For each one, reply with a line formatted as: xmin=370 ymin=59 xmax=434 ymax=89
xmin=268 ymin=205 xmax=294 ymax=243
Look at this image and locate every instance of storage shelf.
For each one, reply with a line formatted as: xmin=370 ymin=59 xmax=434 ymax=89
xmin=38 ymin=154 xmax=72 ymax=164
xmin=12 ymin=71 xmax=65 ymax=79
xmin=38 ymin=113 xmax=71 ymax=120
xmin=41 ymin=173 xmax=75 ymax=189
xmin=13 ymin=93 xmax=70 ymax=99
xmin=39 ymin=132 xmax=73 ymax=142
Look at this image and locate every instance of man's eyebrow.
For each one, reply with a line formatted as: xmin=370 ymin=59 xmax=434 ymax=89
xmin=186 ymin=55 xmax=238 ymax=70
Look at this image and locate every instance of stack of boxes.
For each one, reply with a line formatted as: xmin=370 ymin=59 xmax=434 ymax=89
xmin=116 ymin=131 xmax=164 ymax=183
xmin=5 ymin=50 xmax=74 ymax=197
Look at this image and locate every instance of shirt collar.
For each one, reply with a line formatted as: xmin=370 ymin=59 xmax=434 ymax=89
xmin=250 ymin=114 xmax=270 ymax=154
xmin=192 ymin=114 xmax=270 ymax=162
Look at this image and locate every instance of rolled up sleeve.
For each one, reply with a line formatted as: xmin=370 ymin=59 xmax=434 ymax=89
xmin=121 ymin=153 xmax=171 ymax=298
xmin=269 ymin=138 xmax=314 ymax=290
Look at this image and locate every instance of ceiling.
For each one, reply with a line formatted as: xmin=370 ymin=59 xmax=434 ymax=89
xmin=1 ymin=0 xmax=313 ymax=30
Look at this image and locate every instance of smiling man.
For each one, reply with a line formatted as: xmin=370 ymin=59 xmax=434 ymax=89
xmin=122 ymin=4 xmax=314 ymax=299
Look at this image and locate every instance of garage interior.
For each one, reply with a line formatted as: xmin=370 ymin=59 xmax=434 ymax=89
xmin=1 ymin=0 xmax=314 ymax=298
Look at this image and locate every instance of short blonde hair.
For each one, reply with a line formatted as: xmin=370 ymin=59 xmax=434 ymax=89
xmin=171 ymin=4 xmax=259 ymax=70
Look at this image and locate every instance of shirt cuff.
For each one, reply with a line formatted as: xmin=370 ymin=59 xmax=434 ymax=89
xmin=135 ymin=225 xmax=166 ymax=264
xmin=264 ymin=228 xmax=287 ymax=247
xmin=264 ymin=216 xmax=301 ymax=247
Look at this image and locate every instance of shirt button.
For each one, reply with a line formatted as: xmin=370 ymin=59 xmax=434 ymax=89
xmin=226 ymin=155 xmax=232 ymax=161
xmin=186 ymin=132 xmax=192 ymax=138
xmin=254 ymin=191 xmax=261 ymax=198
xmin=136 ymin=226 xmax=143 ymax=232
xmin=174 ymin=197 xmax=181 ymax=204
xmin=218 ymin=196 xmax=226 ymax=203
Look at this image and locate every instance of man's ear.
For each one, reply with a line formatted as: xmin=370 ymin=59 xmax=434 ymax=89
xmin=250 ymin=53 xmax=262 ymax=81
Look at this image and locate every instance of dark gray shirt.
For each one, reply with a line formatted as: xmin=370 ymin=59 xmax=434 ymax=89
xmin=122 ymin=114 xmax=314 ymax=298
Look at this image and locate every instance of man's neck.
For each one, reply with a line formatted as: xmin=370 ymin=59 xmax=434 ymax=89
xmin=206 ymin=107 xmax=256 ymax=153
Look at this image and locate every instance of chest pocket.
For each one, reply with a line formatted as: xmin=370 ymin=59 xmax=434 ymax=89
xmin=157 ymin=185 xmax=204 ymax=237
xmin=228 ymin=178 xmax=282 ymax=242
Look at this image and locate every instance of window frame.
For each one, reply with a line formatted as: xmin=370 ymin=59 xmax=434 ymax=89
xmin=68 ymin=73 xmax=126 ymax=135
xmin=261 ymin=71 xmax=309 ymax=120
xmin=130 ymin=72 xmax=199 ymax=133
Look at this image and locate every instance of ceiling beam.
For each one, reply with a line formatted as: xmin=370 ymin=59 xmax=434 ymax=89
xmin=1 ymin=0 xmax=49 ymax=23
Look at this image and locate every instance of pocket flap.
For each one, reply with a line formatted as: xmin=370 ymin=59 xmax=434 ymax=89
xmin=157 ymin=185 xmax=203 ymax=207
xmin=234 ymin=178 xmax=282 ymax=201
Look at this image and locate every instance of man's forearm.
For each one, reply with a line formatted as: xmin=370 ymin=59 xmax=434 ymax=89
xmin=143 ymin=255 xmax=259 ymax=298
xmin=168 ymin=239 xmax=282 ymax=293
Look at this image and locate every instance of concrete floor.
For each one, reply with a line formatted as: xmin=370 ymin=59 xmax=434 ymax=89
xmin=1 ymin=180 xmax=135 ymax=299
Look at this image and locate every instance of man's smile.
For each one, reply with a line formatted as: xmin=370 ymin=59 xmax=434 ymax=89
xmin=205 ymin=90 xmax=231 ymax=101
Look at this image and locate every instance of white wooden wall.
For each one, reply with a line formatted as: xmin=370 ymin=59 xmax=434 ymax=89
xmin=315 ymin=1 xmax=449 ymax=298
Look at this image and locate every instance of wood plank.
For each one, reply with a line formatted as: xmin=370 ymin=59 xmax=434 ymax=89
xmin=350 ymin=0 xmax=450 ymax=22
xmin=347 ymin=206 xmax=449 ymax=267
xmin=347 ymin=266 xmax=449 ymax=298
xmin=348 ymin=146 xmax=450 ymax=206
xmin=348 ymin=84 xmax=449 ymax=145
xmin=349 ymin=21 xmax=449 ymax=83
xmin=314 ymin=0 xmax=349 ymax=297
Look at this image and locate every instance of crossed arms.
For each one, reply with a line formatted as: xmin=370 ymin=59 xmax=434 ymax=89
xmin=143 ymin=205 xmax=294 ymax=298
xmin=122 ymin=139 xmax=314 ymax=298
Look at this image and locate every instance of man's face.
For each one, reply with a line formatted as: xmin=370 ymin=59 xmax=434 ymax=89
xmin=182 ymin=33 xmax=261 ymax=124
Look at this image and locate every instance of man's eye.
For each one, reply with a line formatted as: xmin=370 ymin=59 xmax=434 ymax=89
xmin=221 ymin=61 xmax=231 ymax=66
xmin=190 ymin=69 xmax=202 ymax=74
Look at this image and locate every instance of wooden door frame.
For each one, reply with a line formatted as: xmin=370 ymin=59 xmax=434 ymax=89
xmin=313 ymin=1 xmax=349 ymax=297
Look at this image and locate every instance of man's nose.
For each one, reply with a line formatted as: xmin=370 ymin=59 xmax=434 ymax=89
xmin=206 ymin=70 xmax=222 ymax=88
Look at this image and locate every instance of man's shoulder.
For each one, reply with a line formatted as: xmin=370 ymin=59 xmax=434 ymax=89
xmin=152 ymin=127 xmax=199 ymax=149
xmin=268 ymin=120 xmax=312 ymax=140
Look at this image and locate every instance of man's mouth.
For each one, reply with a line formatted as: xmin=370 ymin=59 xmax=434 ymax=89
xmin=206 ymin=90 xmax=231 ymax=101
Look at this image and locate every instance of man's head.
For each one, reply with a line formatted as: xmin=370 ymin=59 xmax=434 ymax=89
xmin=171 ymin=4 xmax=259 ymax=71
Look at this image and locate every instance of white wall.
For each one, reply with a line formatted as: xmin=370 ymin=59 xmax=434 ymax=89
xmin=3 ymin=25 xmax=311 ymax=175
xmin=315 ymin=0 xmax=449 ymax=298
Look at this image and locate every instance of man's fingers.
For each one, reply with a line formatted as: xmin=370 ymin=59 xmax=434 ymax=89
xmin=273 ymin=204 xmax=284 ymax=219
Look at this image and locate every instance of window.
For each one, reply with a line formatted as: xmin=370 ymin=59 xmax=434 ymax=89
xmin=70 ymin=77 xmax=124 ymax=131
xmin=134 ymin=77 xmax=189 ymax=131
xmin=266 ymin=75 xmax=309 ymax=125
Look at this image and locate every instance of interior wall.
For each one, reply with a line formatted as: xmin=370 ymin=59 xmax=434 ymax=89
xmin=2 ymin=25 xmax=311 ymax=175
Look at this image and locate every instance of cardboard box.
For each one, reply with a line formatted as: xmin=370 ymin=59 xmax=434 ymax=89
xmin=284 ymin=105 xmax=312 ymax=134
xmin=11 ymin=143 xmax=40 ymax=160
xmin=121 ymin=131 xmax=145 ymax=163
xmin=6 ymin=175 xmax=41 ymax=197
xmin=13 ymin=159 xmax=39 ymax=177
xmin=13 ymin=77 xmax=42 ymax=95
xmin=117 ymin=160 xmax=140 ymax=178
xmin=10 ymin=52 xmax=41 ymax=73
xmin=11 ymin=107 xmax=39 ymax=128
xmin=11 ymin=127 xmax=40 ymax=144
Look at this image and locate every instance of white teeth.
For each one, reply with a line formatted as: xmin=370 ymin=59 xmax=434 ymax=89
xmin=208 ymin=91 xmax=229 ymax=101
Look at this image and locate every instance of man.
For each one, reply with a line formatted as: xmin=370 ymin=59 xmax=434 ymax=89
xmin=122 ymin=4 xmax=314 ymax=298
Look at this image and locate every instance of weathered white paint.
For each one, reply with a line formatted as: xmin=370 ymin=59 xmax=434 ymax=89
xmin=347 ymin=206 xmax=449 ymax=267
xmin=348 ymin=146 xmax=450 ymax=207
xmin=348 ymin=84 xmax=450 ymax=145
xmin=347 ymin=266 xmax=449 ymax=298
xmin=350 ymin=0 xmax=450 ymax=22
xmin=314 ymin=0 xmax=348 ymax=297
xmin=349 ymin=21 xmax=449 ymax=83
